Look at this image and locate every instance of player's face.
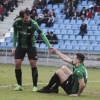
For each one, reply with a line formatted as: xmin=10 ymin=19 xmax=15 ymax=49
xmin=73 ymin=55 xmax=79 ymax=65
xmin=22 ymin=14 xmax=30 ymax=23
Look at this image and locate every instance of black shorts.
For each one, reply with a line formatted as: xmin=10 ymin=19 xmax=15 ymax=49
xmin=60 ymin=74 xmax=74 ymax=95
xmin=15 ymin=47 xmax=38 ymax=60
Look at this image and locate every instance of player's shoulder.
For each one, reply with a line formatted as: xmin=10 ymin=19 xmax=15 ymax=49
xmin=30 ymin=19 xmax=38 ymax=25
xmin=14 ymin=18 xmax=21 ymax=23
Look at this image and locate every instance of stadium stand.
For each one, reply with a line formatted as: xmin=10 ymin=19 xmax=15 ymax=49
xmin=0 ymin=0 xmax=100 ymax=54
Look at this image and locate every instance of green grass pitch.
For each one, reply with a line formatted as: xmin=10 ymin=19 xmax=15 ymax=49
xmin=0 ymin=64 xmax=100 ymax=100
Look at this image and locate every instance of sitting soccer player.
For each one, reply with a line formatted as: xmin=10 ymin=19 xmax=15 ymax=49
xmin=37 ymin=47 xmax=88 ymax=96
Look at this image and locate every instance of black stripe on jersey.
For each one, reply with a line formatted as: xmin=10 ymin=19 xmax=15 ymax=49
xmin=17 ymin=20 xmax=22 ymax=47
xmin=27 ymin=21 xmax=32 ymax=47
xmin=37 ymin=30 xmax=42 ymax=34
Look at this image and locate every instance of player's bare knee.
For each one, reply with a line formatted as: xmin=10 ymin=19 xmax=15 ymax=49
xmin=61 ymin=66 xmax=67 ymax=70
xmin=56 ymin=69 xmax=62 ymax=75
xmin=30 ymin=62 xmax=36 ymax=68
xmin=15 ymin=63 xmax=21 ymax=69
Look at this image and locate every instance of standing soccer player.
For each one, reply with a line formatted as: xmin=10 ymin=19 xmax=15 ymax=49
xmin=38 ymin=47 xmax=88 ymax=96
xmin=12 ymin=9 xmax=52 ymax=92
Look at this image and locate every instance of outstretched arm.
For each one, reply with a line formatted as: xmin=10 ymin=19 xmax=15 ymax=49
xmin=51 ymin=47 xmax=72 ymax=64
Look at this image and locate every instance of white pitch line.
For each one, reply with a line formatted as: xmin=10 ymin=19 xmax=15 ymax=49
xmin=0 ymin=82 xmax=47 ymax=88
xmin=0 ymin=81 xmax=100 ymax=88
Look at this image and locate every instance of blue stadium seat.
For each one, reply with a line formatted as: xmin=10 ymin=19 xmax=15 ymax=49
xmin=81 ymin=1 xmax=87 ymax=6
xmin=39 ymin=43 xmax=46 ymax=50
xmin=40 ymin=23 xmax=46 ymax=28
xmin=77 ymin=41 xmax=84 ymax=46
xmin=94 ymin=31 xmax=100 ymax=36
xmin=69 ymin=20 xmax=76 ymax=25
xmin=65 ymin=25 xmax=71 ymax=30
xmin=59 ymin=45 xmax=66 ymax=50
xmin=93 ymin=46 xmax=100 ymax=52
xmin=42 ymin=29 xmax=47 ymax=34
xmin=87 ymin=46 xmax=93 ymax=51
xmin=86 ymin=31 xmax=94 ymax=36
xmin=84 ymin=41 xmax=90 ymax=46
xmin=74 ymin=30 xmax=79 ymax=35
xmin=97 ymin=26 xmax=100 ymax=31
xmin=57 ymin=35 xmax=62 ymax=40
xmin=52 ymin=24 xmax=59 ymax=29
xmin=36 ymin=43 xmax=40 ymax=49
xmin=48 ymin=28 xmax=54 ymax=32
xmin=71 ymin=41 xmax=77 ymax=46
xmin=62 ymin=35 xmax=68 ymax=40
xmin=60 ymin=29 xmax=67 ymax=35
xmin=57 ymin=19 xmax=63 ymax=24
xmin=59 ymin=4 xmax=64 ymax=9
xmin=73 ymin=45 xmax=80 ymax=51
xmin=89 ymin=20 xmax=96 ymax=25
xmin=47 ymin=4 xmax=52 ymax=9
xmin=71 ymin=25 xmax=78 ymax=30
xmin=36 ymin=9 xmax=41 ymax=14
xmin=77 ymin=5 xmax=83 ymax=11
xmin=89 ymin=36 xmax=96 ymax=41
xmin=76 ymin=20 xmax=82 ymax=25
xmin=87 ymin=1 xmax=93 ymax=6
xmin=79 ymin=45 xmax=87 ymax=51
xmin=87 ymin=26 xmax=91 ymax=30
xmin=96 ymin=36 xmax=100 ymax=41
xmin=54 ymin=9 xmax=59 ymax=14
xmin=64 ymin=40 xmax=70 ymax=45
xmin=63 ymin=20 xmax=70 ymax=25
xmin=62 ymin=15 xmax=66 ymax=19
xmin=69 ymin=35 xmax=75 ymax=40
xmin=67 ymin=30 xmax=73 ymax=35
xmin=5 ymin=37 xmax=12 ymax=42
xmin=76 ymin=36 xmax=82 ymax=40
xmin=66 ymin=45 xmax=72 ymax=51
xmin=7 ymin=42 xmax=12 ymax=48
xmin=91 ymin=41 xmax=98 ymax=46
xmin=53 ymin=44 xmax=59 ymax=49
xmin=59 ymin=24 xmax=65 ymax=29
xmin=0 ymin=42 xmax=6 ymax=48
xmin=52 ymin=5 xmax=58 ymax=9
xmin=84 ymin=20 xmax=89 ymax=25
xmin=55 ymin=14 xmax=62 ymax=19
xmin=82 ymin=36 xmax=89 ymax=41
xmin=58 ymin=40 xmax=64 ymax=45
xmin=54 ymin=29 xmax=60 ymax=34
xmin=91 ymin=26 xmax=97 ymax=31
xmin=93 ymin=16 xmax=100 ymax=21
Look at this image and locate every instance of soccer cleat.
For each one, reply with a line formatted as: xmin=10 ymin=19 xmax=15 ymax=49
xmin=32 ymin=86 xmax=38 ymax=92
xmin=37 ymin=87 xmax=50 ymax=93
xmin=14 ymin=85 xmax=22 ymax=91
xmin=50 ymin=88 xmax=59 ymax=93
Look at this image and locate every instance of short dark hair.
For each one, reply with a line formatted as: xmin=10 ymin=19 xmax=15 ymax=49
xmin=19 ymin=9 xmax=30 ymax=18
xmin=75 ymin=53 xmax=85 ymax=63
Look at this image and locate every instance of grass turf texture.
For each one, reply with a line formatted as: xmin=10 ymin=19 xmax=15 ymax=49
xmin=0 ymin=64 xmax=100 ymax=100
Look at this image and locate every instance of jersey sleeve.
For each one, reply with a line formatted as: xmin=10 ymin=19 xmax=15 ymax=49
xmin=32 ymin=21 xmax=41 ymax=31
xmin=32 ymin=20 xmax=51 ymax=48
xmin=76 ymin=70 xmax=84 ymax=80
xmin=13 ymin=21 xmax=17 ymax=47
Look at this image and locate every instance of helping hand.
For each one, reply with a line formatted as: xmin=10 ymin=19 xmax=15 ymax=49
xmin=48 ymin=47 xmax=56 ymax=53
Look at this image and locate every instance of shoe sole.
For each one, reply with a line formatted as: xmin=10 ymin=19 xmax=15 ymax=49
xmin=14 ymin=88 xmax=22 ymax=91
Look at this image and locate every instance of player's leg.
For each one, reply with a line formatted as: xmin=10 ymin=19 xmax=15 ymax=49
xmin=14 ymin=47 xmax=26 ymax=91
xmin=37 ymin=66 xmax=70 ymax=93
xmin=61 ymin=66 xmax=72 ymax=78
xmin=30 ymin=60 xmax=38 ymax=92
xmin=50 ymin=66 xmax=73 ymax=93
xmin=27 ymin=47 xmax=38 ymax=92
xmin=37 ymin=71 xmax=60 ymax=93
